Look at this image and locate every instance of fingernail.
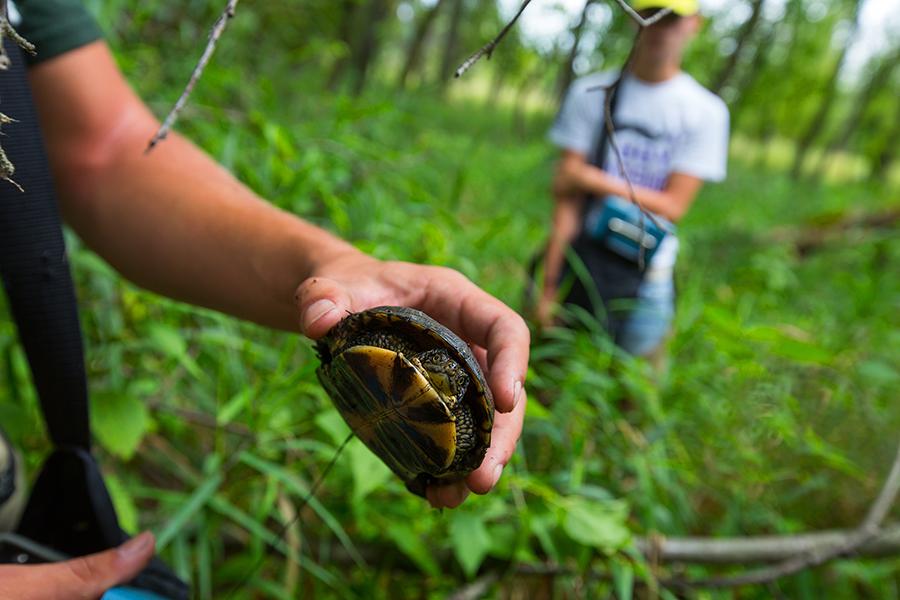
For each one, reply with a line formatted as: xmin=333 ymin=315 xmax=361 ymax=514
xmin=492 ymin=463 xmax=504 ymax=488
xmin=304 ymin=299 xmax=336 ymax=330
xmin=512 ymin=380 xmax=522 ymax=410
xmin=118 ymin=532 xmax=153 ymax=559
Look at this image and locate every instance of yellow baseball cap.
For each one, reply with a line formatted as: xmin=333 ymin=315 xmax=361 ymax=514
xmin=631 ymin=0 xmax=700 ymax=16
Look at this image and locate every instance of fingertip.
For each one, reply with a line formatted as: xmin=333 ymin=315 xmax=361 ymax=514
xmin=490 ymin=375 xmax=523 ymax=413
xmin=301 ymin=300 xmax=343 ymax=339
xmin=466 ymin=456 xmax=503 ymax=495
xmin=295 ymin=277 xmax=353 ymax=339
xmin=426 ymin=482 xmax=469 ymax=509
xmin=425 ymin=487 xmax=440 ymax=509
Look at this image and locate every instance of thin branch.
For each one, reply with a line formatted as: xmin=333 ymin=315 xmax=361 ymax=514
xmin=673 ymin=440 xmax=900 ymax=589
xmin=447 ymin=572 xmax=501 ymax=600
xmin=146 ymin=0 xmax=239 ymax=152
xmin=146 ymin=398 xmax=254 ymax=437
xmin=454 ymin=0 xmax=535 ymax=78
xmin=638 ymin=524 xmax=900 ymax=564
xmin=610 ymin=0 xmax=673 ymax=27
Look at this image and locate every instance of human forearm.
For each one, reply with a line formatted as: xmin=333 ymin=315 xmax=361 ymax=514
xmin=61 ymin=125 xmax=357 ymax=331
xmin=543 ymin=194 xmax=582 ymax=294
xmin=30 ymin=43 xmax=358 ymax=331
xmin=558 ymin=157 xmax=689 ymax=222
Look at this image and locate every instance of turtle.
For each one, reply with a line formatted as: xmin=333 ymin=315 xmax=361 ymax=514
xmin=315 ymin=306 xmax=494 ymax=497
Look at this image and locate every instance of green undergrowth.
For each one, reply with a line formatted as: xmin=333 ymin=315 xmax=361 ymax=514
xmin=0 ymin=46 xmax=898 ymax=599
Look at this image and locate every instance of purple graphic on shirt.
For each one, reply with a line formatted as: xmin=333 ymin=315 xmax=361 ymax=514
xmin=605 ymin=130 xmax=673 ymax=191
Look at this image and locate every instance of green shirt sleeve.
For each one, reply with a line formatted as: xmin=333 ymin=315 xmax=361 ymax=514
xmin=12 ymin=0 xmax=104 ymax=66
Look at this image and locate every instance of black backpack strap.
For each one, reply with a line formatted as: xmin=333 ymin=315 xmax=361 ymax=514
xmin=592 ymin=76 xmax=620 ymax=170
xmin=0 ymin=49 xmax=90 ymax=452
xmin=0 ymin=44 xmax=188 ymax=600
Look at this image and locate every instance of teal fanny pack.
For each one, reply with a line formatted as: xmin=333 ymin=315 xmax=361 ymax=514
xmin=585 ymin=196 xmax=672 ymax=265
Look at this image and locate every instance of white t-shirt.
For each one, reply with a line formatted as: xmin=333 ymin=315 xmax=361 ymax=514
xmin=549 ymin=70 xmax=730 ymax=270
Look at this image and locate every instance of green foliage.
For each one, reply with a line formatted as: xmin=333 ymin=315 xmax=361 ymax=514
xmin=0 ymin=1 xmax=897 ymax=599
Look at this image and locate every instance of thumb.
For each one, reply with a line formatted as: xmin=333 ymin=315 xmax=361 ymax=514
xmin=37 ymin=532 xmax=155 ymax=599
xmin=295 ymin=276 xmax=353 ymax=340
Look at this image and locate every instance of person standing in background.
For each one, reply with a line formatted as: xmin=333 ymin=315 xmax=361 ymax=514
xmin=538 ymin=0 xmax=729 ymax=368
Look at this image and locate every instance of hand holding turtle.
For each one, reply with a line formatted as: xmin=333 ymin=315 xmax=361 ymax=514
xmin=294 ymin=251 xmax=529 ymax=508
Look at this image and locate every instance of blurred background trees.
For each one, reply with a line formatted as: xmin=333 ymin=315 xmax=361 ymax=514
xmin=85 ymin=0 xmax=900 ymax=187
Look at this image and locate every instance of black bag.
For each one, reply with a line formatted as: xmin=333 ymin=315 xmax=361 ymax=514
xmin=0 ymin=44 xmax=188 ymax=600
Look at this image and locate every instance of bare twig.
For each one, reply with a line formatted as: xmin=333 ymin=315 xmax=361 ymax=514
xmin=146 ymin=0 xmax=239 ymax=152
xmin=0 ymin=0 xmax=35 ymax=69
xmin=672 ymin=440 xmax=900 ymax=589
xmin=146 ymin=398 xmax=254 ymax=437
xmin=447 ymin=572 xmax=501 ymax=600
xmin=455 ymin=0 xmax=535 ymax=78
xmin=0 ymin=0 xmax=35 ymax=192
xmin=638 ymin=524 xmax=900 ymax=564
xmin=277 ymin=492 xmax=302 ymax=596
xmin=611 ymin=0 xmax=673 ymax=27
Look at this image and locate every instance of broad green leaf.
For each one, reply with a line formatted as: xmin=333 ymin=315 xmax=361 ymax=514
xmin=148 ymin=324 xmax=187 ymax=358
xmin=858 ymin=360 xmax=900 ymax=386
xmin=525 ymin=398 xmax=552 ymax=420
xmin=347 ymin=438 xmax=391 ymax=501
xmin=449 ymin=511 xmax=492 ymax=578
xmin=562 ymin=498 xmax=631 ymax=553
xmin=148 ymin=325 xmax=204 ymax=379
xmin=386 ymin=522 xmax=440 ymax=577
xmin=91 ymin=392 xmax=149 ymax=460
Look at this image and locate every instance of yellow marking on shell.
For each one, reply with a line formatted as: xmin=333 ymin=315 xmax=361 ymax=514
xmin=336 ymin=345 xmax=458 ymax=472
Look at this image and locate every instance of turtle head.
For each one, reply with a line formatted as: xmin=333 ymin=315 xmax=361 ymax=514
xmin=415 ymin=349 xmax=469 ymax=406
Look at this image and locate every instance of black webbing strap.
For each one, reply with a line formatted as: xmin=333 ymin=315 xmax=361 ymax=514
xmin=0 ymin=46 xmax=90 ymax=450
xmin=0 ymin=44 xmax=189 ymax=599
xmin=586 ymin=73 xmax=622 ymax=209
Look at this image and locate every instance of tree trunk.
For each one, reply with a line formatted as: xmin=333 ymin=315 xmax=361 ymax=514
xmin=871 ymin=98 xmax=900 ymax=182
xmin=326 ymin=0 xmax=360 ymax=90
xmin=513 ymin=67 xmax=544 ymax=135
xmin=397 ymin=0 xmax=448 ymax=89
xmin=349 ymin=0 xmax=394 ymax=96
xmin=731 ymin=0 xmax=802 ymax=129
xmin=438 ymin=0 xmax=465 ymax=89
xmin=728 ymin=23 xmax=775 ymax=128
xmin=556 ymin=0 xmax=596 ymax=101
xmin=790 ymin=0 xmax=863 ymax=179
xmin=711 ymin=0 xmax=766 ymax=95
xmin=814 ymin=47 xmax=900 ymax=177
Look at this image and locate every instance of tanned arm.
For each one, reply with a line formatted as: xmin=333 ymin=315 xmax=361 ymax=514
xmin=30 ymin=42 xmax=356 ymax=332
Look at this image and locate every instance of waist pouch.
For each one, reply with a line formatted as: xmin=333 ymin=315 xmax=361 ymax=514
xmin=584 ymin=196 xmax=672 ymax=264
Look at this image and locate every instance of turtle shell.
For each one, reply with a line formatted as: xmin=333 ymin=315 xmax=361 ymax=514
xmin=316 ymin=306 xmax=493 ymax=497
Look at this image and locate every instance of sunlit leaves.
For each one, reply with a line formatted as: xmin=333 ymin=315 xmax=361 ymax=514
xmin=90 ymin=391 xmax=150 ymax=460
